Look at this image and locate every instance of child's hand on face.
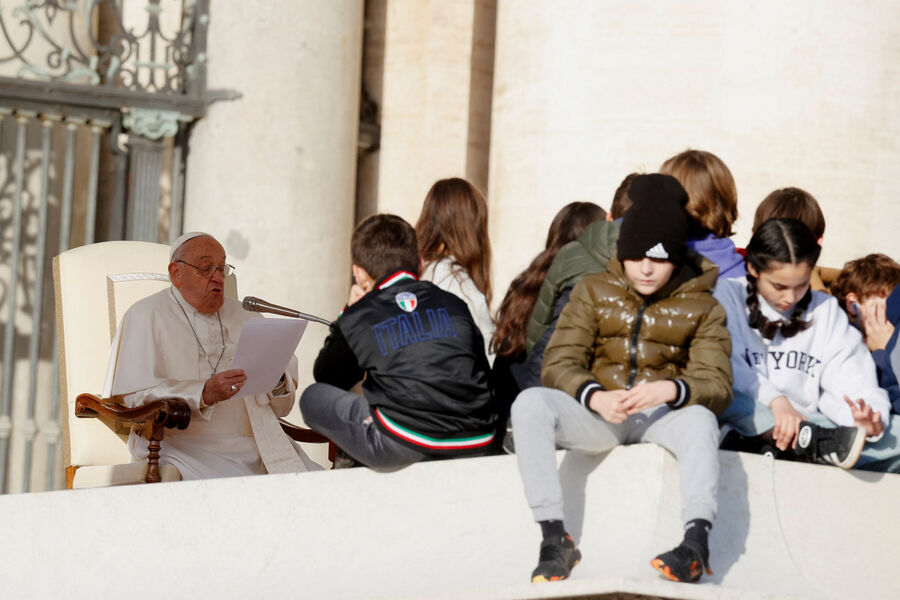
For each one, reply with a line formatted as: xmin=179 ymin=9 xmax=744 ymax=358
xmin=347 ymin=283 xmax=368 ymax=306
xmin=621 ymin=380 xmax=677 ymax=415
xmin=770 ymin=396 xmax=803 ymax=451
xmin=860 ymin=297 xmax=894 ymax=352
xmin=844 ymin=395 xmax=884 ymax=437
xmin=589 ymin=390 xmax=629 ymax=424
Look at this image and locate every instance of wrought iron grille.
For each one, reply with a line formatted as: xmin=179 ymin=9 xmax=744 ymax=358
xmin=0 ymin=0 xmax=205 ymax=94
xmin=0 ymin=0 xmax=222 ymax=494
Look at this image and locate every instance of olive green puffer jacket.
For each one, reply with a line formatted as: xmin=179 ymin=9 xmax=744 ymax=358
xmin=526 ymin=220 xmax=620 ymax=353
xmin=541 ymin=254 xmax=733 ymax=415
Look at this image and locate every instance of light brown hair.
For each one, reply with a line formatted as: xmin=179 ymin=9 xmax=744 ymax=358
xmin=830 ymin=254 xmax=900 ymax=311
xmin=492 ymin=202 xmax=606 ymax=357
xmin=660 ymin=149 xmax=738 ymax=238
xmin=415 ymin=177 xmax=493 ymax=304
xmin=610 ymin=172 xmax=639 ymax=220
xmin=752 ymin=187 xmax=825 ymax=240
xmin=351 ymin=214 xmax=419 ymax=283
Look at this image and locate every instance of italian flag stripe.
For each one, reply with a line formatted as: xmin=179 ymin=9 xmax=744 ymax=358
xmin=374 ymin=408 xmax=494 ymax=450
xmin=378 ymin=271 xmax=417 ymax=289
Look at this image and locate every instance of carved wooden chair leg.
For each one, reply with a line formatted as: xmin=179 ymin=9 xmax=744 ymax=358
xmin=145 ymin=420 xmax=166 ymax=484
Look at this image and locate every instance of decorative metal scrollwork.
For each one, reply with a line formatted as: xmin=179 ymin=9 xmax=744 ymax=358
xmin=0 ymin=0 xmax=205 ymax=95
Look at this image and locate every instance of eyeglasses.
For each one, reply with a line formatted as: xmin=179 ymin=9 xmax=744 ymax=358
xmin=176 ymin=260 xmax=235 ymax=278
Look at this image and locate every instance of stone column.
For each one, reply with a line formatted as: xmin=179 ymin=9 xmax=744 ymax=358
xmin=184 ymin=1 xmax=364 ymax=461
xmin=356 ymin=0 xmax=496 ymax=222
xmin=488 ymin=0 xmax=900 ymax=295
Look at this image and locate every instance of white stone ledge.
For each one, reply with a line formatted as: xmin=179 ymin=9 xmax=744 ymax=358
xmin=1 ymin=445 xmax=897 ymax=600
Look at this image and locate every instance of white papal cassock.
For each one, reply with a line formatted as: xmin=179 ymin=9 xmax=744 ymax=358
xmin=102 ymin=286 xmax=321 ymax=479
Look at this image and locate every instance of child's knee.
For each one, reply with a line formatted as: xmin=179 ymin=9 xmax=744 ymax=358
xmin=679 ymin=405 xmax=720 ymax=440
xmin=299 ymin=382 xmax=330 ymax=422
xmin=511 ymin=388 xmax=554 ymax=426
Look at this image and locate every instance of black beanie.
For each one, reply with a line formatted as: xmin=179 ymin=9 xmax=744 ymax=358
xmin=617 ymin=174 xmax=689 ymax=265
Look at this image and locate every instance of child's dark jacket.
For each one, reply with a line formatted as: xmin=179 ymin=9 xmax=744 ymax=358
xmin=875 ymin=284 xmax=900 ymax=412
xmin=542 ymin=253 xmax=733 ymax=415
xmin=314 ymin=272 xmax=496 ymax=454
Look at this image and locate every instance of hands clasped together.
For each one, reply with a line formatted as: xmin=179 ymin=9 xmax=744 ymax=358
xmin=588 ymin=380 xmax=678 ymax=424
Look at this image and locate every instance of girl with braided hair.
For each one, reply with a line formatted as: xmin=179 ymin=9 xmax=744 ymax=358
xmin=714 ymin=218 xmax=894 ymax=470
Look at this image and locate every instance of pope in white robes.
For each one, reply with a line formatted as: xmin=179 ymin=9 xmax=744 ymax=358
xmin=102 ymin=232 xmax=320 ymax=479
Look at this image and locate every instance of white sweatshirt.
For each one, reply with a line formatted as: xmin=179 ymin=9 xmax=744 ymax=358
xmin=421 ymin=256 xmax=495 ymax=365
xmin=714 ymin=277 xmax=890 ymax=430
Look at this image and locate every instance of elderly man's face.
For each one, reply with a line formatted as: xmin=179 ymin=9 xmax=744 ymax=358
xmin=169 ymin=236 xmax=227 ymax=314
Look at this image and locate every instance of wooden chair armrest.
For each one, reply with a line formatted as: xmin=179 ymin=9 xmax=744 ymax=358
xmin=74 ymin=393 xmax=191 ymax=483
xmin=278 ymin=419 xmax=329 ymax=443
xmin=278 ymin=418 xmax=337 ymax=465
xmin=75 ymin=393 xmax=191 ymax=430
xmin=817 ymin=265 xmax=840 ymax=289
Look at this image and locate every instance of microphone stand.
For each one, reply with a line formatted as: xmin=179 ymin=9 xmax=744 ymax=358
xmin=242 ymin=296 xmax=332 ymax=326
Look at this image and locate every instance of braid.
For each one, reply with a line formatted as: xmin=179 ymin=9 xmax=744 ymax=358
xmin=780 ymin=289 xmax=813 ymax=338
xmin=746 ymin=275 xmax=779 ymax=340
xmin=746 ymin=271 xmax=813 ymax=340
xmin=744 ymin=218 xmax=821 ymax=340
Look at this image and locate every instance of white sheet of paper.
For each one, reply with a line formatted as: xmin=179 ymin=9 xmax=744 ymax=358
xmin=232 ymin=317 xmax=307 ymax=396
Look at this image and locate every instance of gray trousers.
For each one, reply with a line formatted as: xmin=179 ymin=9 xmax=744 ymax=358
xmin=511 ymin=386 xmax=719 ymax=525
xmin=300 ymin=382 xmax=428 ymax=471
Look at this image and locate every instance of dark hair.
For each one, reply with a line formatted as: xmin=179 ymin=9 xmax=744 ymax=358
xmin=415 ymin=177 xmax=493 ymax=304
xmin=491 ymin=202 xmax=606 ymax=357
xmin=351 ymin=214 xmax=419 ymax=282
xmin=830 ymin=253 xmax=900 ymax=312
xmin=660 ymin=149 xmax=738 ymax=238
xmin=744 ymin=218 xmax=821 ymax=339
xmin=753 ymin=187 xmax=826 ymax=240
xmin=610 ymin=173 xmax=639 ymax=219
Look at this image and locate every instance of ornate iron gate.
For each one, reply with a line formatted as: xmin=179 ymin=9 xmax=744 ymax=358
xmin=0 ymin=0 xmax=228 ymax=493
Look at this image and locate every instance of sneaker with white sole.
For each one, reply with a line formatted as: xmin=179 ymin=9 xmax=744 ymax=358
xmin=794 ymin=422 xmax=865 ymax=469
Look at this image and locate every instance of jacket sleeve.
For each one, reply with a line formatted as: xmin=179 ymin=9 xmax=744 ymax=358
xmin=677 ymin=299 xmax=734 ymax=415
xmin=526 ymin=262 xmax=563 ymax=354
xmin=713 ymin=278 xmax=788 ymax=411
xmin=313 ymin=321 xmax=364 ymax=390
xmin=889 ymin=342 xmax=900 ymax=413
xmin=525 ymin=286 xmax=574 ymax=389
xmin=541 ymin=279 xmax=602 ymax=405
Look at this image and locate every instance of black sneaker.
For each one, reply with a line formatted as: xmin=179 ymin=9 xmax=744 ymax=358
xmin=531 ymin=534 xmax=581 ymax=583
xmin=650 ymin=540 xmax=711 ymax=583
xmin=502 ymin=423 xmax=515 ymax=455
xmin=720 ymin=426 xmax=780 ymax=458
xmin=794 ymin=422 xmax=865 ymax=469
xmin=332 ymin=447 xmax=362 ymax=469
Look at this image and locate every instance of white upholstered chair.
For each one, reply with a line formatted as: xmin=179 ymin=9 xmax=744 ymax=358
xmin=54 ymin=241 xmax=330 ymax=489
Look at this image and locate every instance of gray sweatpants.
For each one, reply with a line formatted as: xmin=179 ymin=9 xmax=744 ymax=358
xmin=511 ymin=386 xmax=719 ymax=525
xmin=300 ymin=382 xmax=429 ymax=472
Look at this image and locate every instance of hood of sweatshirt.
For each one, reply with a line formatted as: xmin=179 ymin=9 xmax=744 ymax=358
xmin=686 ymin=233 xmax=746 ymax=279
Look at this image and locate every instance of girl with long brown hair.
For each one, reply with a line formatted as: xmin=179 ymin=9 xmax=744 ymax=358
xmin=491 ymin=202 xmax=606 ymax=450
xmin=492 ymin=202 xmax=607 ymax=359
xmin=416 ymin=177 xmax=495 ymax=361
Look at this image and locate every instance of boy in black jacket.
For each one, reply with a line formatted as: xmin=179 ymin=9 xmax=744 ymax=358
xmin=300 ymin=214 xmax=496 ymax=470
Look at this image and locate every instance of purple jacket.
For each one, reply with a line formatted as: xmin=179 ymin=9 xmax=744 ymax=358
xmin=687 ymin=233 xmax=746 ymax=279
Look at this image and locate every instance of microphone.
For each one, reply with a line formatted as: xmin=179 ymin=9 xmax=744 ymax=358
xmin=242 ymin=296 xmax=332 ymax=326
